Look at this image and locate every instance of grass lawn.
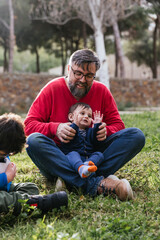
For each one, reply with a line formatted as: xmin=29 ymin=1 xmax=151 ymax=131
xmin=0 ymin=111 xmax=159 ymax=240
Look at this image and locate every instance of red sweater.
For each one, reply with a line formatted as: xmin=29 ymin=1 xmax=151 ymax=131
xmin=24 ymin=77 xmax=125 ymax=145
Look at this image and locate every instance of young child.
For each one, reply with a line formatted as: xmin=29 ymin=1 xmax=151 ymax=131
xmin=60 ymin=102 xmax=104 ymax=178
xmin=0 ymin=113 xmax=68 ymax=215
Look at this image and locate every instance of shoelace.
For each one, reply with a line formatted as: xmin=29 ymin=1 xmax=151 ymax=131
xmin=100 ymin=184 xmax=116 ymax=196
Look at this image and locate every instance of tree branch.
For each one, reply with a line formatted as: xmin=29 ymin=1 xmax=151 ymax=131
xmin=0 ymin=18 xmax=10 ymax=30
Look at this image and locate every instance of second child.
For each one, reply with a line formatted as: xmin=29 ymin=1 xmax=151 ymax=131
xmin=0 ymin=113 xmax=68 ymax=215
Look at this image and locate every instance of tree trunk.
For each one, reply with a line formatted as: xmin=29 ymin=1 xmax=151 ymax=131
xmin=115 ymin=40 xmax=118 ymax=77
xmin=3 ymin=47 xmax=8 ymax=72
xmin=112 ymin=17 xmax=125 ymax=78
xmin=94 ymin=29 xmax=110 ymax=88
xmin=35 ymin=47 xmax=40 ymax=73
xmin=63 ymin=39 xmax=68 ymax=75
xmin=88 ymin=0 xmax=109 ymax=88
xmin=82 ymin=22 xmax=87 ymax=48
xmin=152 ymin=16 xmax=159 ymax=78
xmin=8 ymin=0 xmax=14 ymax=73
xmin=59 ymin=38 xmax=64 ymax=75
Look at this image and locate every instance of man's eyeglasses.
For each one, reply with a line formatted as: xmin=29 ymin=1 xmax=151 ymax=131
xmin=70 ymin=66 xmax=95 ymax=82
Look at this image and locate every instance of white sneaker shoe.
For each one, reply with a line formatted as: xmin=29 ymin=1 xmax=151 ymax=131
xmin=55 ymin=177 xmax=66 ymax=192
xmin=107 ymin=175 xmax=119 ymax=181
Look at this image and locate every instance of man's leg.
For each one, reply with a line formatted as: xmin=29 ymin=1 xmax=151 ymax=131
xmin=92 ymin=128 xmax=145 ymax=201
xmin=26 ymin=131 xmax=143 ymax=200
xmin=26 ymin=133 xmax=102 ymax=196
xmin=96 ymin=127 xmax=145 ymax=177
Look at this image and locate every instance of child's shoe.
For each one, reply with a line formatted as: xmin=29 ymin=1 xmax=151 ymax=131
xmin=27 ymin=191 xmax=68 ymax=213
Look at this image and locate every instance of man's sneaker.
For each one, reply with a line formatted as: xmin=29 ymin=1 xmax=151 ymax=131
xmin=55 ymin=177 xmax=67 ymax=192
xmin=107 ymin=175 xmax=119 ymax=181
xmin=97 ymin=176 xmax=134 ymax=201
xmin=27 ymin=191 xmax=68 ymax=213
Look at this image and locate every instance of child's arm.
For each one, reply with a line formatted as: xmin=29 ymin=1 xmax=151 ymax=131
xmin=0 ymin=157 xmax=10 ymax=174
xmin=0 ymin=162 xmax=16 ymax=191
xmin=5 ymin=162 xmax=16 ymax=183
xmin=0 ymin=172 xmax=8 ymax=189
xmin=89 ymin=111 xmax=104 ymax=144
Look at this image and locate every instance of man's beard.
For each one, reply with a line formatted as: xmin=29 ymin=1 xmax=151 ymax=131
xmin=68 ymin=81 xmax=91 ymax=98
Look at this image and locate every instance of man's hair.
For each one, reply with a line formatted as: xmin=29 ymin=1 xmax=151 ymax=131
xmin=69 ymin=49 xmax=100 ymax=71
xmin=68 ymin=102 xmax=92 ymax=115
xmin=0 ymin=113 xmax=26 ymax=154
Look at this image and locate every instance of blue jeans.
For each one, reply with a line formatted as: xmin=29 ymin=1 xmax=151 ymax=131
xmin=26 ymin=128 xmax=145 ymax=196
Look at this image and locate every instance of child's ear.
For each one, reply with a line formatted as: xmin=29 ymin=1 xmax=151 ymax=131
xmin=68 ymin=113 xmax=73 ymax=122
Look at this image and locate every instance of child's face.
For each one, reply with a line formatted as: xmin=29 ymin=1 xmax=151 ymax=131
xmin=69 ymin=106 xmax=93 ymax=129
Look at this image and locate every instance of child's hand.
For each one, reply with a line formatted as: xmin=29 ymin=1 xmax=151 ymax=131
xmin=5 ymin=162 xmax=16 ymax=183
xmin=93 ymin=111 xmax=103 ymax=124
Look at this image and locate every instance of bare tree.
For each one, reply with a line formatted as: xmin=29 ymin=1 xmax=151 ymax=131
xmin=0 ymin=3 xmax=10 ymax=72
xmin=147 ymin=0 xmax=160 ymax=78
xmin=139 ymin=0 xmax=160 ymax=78
xmin=107 ymin=2 xmax=126 ymax=78
xmin=0 ymin=0 xmax=15 ymax=72
xmin=0 ymin=17 xmax=9 ymax=72
xmin=8 ymin=0 xmax=15 ymax=73
xmin=30 ymin=0 xmax=139 ymax=88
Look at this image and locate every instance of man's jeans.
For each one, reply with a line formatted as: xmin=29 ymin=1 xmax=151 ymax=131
xmin=26 ymin=128 xmax=145 ymax=196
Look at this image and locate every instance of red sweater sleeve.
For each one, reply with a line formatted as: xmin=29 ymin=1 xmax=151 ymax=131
xmin=104 ymin=93 xmax=125 ymax=136
xmin=24 ymin=80 xmax=61 ymax=139
xmin=100 ymin=85 xmax=125 ymax=135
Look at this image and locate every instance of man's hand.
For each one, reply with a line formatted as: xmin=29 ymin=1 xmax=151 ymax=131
xmin=56 ymin=122 xmax=76 ymax=143
xmin=5 ymin=162 xmax=16 ymax=183
xmin=96 ymin=122 xmax=107 ymax=141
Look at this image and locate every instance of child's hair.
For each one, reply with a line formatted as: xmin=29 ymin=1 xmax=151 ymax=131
xmin=0 ymin=113 xmax=26 ymax=155
xmin=68 ymin=102 xmax=92 ymax=115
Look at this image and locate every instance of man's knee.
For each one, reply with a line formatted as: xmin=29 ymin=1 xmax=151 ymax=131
xmin=128 ymin=127 xmax=145 ymax=150
xmin=26 ymin=132 xmax=43 ymax=148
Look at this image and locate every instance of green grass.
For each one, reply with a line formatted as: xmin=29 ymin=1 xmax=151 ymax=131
xmin=0 ymin=111 xmax=160 ymax=240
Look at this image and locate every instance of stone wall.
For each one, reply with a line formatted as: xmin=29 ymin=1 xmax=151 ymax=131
xmin=0 ymin=73 xmax=53 ymax=114
xmin=110 ymin=77 xmax=160 ymax=108
xmin=0 ymin=73 xmax=160 ymax=113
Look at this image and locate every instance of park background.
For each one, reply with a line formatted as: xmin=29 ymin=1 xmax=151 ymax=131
xmin=0 ymin=1 xmax=160 ymax=240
